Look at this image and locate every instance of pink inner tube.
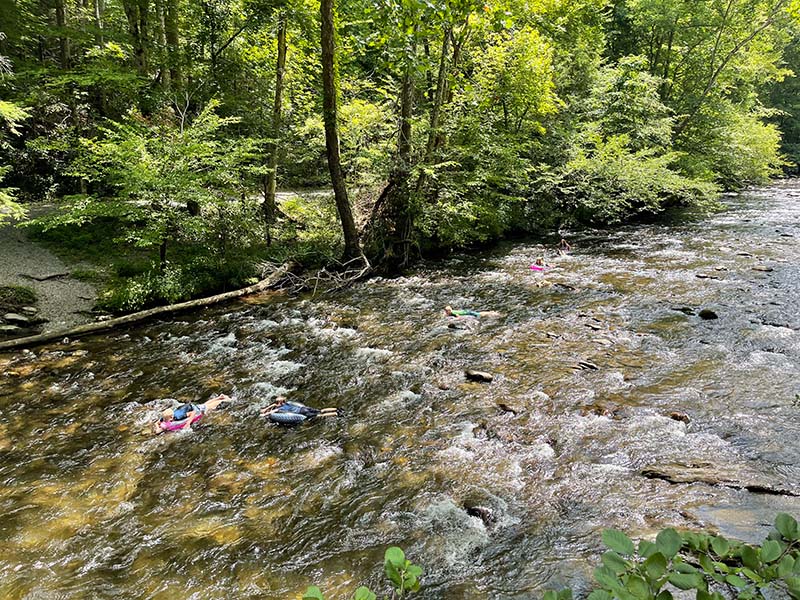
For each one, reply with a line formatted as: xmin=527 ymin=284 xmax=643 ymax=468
xmin=159 ymin=413 xmax=203 ymax=432
xmin=530 ymin=264 xmax=546 ymax=271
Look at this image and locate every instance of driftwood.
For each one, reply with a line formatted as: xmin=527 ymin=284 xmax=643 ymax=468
xmin=275 ymin=255 xmax=371 ymax=297
xmin=0 ymin=261 xmax=295 ymax=351
xmin=20 ymin=271 xmax=71 ymax=281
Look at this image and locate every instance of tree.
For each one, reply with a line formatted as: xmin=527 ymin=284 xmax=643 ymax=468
xmin=319 ymin=0 xmax=361 ymax=261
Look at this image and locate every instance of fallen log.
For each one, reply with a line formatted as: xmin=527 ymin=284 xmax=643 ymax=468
xmin=0 ymin=261 xmax=295 ymax=352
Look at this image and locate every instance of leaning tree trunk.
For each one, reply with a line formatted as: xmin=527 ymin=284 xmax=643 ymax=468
xmin=263 ymin=10 xmax=287 ymax=245
xmin=320 ymin=0 xmax=361 ymax=262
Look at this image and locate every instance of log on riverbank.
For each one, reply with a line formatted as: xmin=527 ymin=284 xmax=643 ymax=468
xmin=0 ymin=262 xmax=295 ymax=352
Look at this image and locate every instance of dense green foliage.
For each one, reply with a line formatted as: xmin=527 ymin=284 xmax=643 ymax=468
xmin=305 ymin=546 xmax=422 ymax=600
xmin=2 ymin=0 xmax=800 ymax=302
xmin=546 ymin=512 xmax=800 ymax=600
xmin=305 ymin=515 xmax=800 ymax=600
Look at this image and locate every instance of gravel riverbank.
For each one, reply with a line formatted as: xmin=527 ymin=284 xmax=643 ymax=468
xmin=0 ymin=217 xmax=96 ymax=334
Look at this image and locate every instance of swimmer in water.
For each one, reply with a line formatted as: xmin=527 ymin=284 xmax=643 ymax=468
xmin=530 ymin=256 xmax=549 ymax=271
xmin=261 ymin=396 xmax=339 ymax=422
xmin=558 ymin=238 xmax=571 ymax=255
xmin=153 ymin=394 xmax=231 ymax=434
xmin=444 ymin=306 xmax=500 ymax=318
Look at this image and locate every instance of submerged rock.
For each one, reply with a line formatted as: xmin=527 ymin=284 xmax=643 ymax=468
xmin=465 ymin=370 xmax=493 ymax=383
xmin=752 ymin=265 xmax=774 ymax=272
xmin=698 ymin=309 xmax=718 ymax=320
xmin=672 ymin=306 xmax=696 ymax=315
xmin=495 ymin=401 xmax=520 ymax=415
xmin=668 ymin=411 xmax=690 ymax=424
xmin=575 ymin=360 xmax=599 ymax=371
xmin=641 ymin=463 xmax=799 ymax=497
xmin=0 ymin=324 xmax=23 ymax=334
xmin=464 ymin=504 xmax=496 ymax=527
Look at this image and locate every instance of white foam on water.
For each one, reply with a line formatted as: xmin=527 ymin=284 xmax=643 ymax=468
xmin=250 ymin=382 xmax=293 ymax=401
xmin=418 ymin=498 xmax=491 ymax=567
xmin=259 ymin=360 xmax=305 ymax=379
xmin=354 ymin=347 xmax=393 ymax=360
xmin=296 ymin=444 xmax=343 ymax=469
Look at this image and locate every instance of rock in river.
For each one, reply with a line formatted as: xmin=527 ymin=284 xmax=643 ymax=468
xmin=698 ymin=309 xmax=718 ymax=320
xmin=465 ymin=370 xmax=493 ymax=383
xmin=3 ymin=313 xmax=31 ymax=326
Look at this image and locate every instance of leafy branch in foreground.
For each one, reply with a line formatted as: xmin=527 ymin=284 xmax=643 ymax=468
xmin=304 ymin=546 xmax=422 ymax=600
xmin=545 ymin=512 xmax=800 ymax=600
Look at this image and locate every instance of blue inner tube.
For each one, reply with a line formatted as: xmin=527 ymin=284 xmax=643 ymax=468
xmin=268 ymin=411 xmax=307 ymax=425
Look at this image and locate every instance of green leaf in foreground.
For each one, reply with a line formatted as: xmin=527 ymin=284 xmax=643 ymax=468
xmin=353 ymin=587 xmax=375 ymax=600
xmin=710 ymin=536 xmax=729 ymax=558
xmin=602 ymin=529 xmax=636 ymax=556
xmin=644 ymin=552 xmax=668 ymax=579
xmin=601 ymin=550 xmax=629 ymax=574
xmin=667 ymin=572 xmax=704 ymax=590
xmin=776 ymin=513 xmax=800 ymax=541
xmin=384 ymin=546 xmax=405 ymax=567
xmin=760 ymin=539 xmax=782 ymax=563
xmin=656 ymin=528 xmax=682 ymax=559
xmin=303 ymin=586 xmax=325 ymax=600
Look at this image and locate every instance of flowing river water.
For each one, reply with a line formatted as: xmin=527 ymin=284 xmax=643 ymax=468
xmin=3 ymin=182 xmax=800 ymax=599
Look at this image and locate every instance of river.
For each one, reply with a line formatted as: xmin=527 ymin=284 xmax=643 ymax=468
xmin=2 ymin=182 xmax=800 ymax=599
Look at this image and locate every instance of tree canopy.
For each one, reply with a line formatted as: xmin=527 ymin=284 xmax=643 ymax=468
xmin=1 ymin=0 xmax=799 ymax=297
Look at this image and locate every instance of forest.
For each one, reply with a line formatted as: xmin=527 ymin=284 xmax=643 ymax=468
xmin=1 ymin=0 xmax=800 ymax=310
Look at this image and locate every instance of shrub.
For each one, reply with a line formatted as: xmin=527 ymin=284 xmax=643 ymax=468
xmin=546 ymin=512 xmax=800 ymax=600
xmin=536 ymin=133 xmax=719 ymax=225
xmin=304 ymin=547 xmax=422 ymax=600
xmin=0 ymin=285 xmax=37 ymax=310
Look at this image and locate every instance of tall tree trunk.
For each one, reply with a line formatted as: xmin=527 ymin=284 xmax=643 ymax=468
xmin=320 ymin=0 xmax=361 ymax=261
xmin=94 ymin=0 xmax=104 ymax=43
xmin=123 ymin=0 xmax=149 ymax=75
xmin=389 ymin=63 xmax=415 ymax=266
xmin=411 ymin=28 xmax=449 ymax=206
xmin=156 ymin=0 xmax=169 ymax=88
xmin=364 ymin=58 xmax=415 ymax=268
xmin=263 ymin=10 xmax=287 ymax=245
xmin=164 ymin=0 xmax=180 ymax=87
xmin=138 ymin=0 xmax=149 ymax=74
xmin=55 ymin=0 xmax=70 ymax=69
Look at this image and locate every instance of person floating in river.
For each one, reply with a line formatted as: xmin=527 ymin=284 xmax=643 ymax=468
xmin=444 ymin=306 xmax=500 ymax=318
xmin=153 ymin=393 xmax=231 ymax=434
xmin=261 ymin=396 xmax=339 ymax=424
xmin=558 ymin=238 xmax=571 ymax=255
xmin=530 ymin=256 xmax=549 ymax=272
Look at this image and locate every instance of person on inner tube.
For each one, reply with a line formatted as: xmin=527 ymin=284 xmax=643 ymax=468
xmin=444 ymin=306 xmax=500 ymax=318
xmin=153 ymin=393 xmax=231 ymax=434
xmin=260 ymin=396 xmax=338 ymax=419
